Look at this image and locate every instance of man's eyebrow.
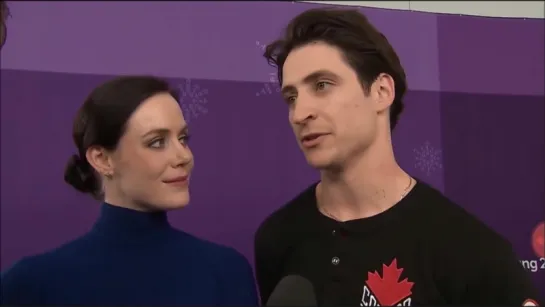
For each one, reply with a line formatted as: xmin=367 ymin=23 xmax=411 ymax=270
xmin=281 ymin=69 xmax=339 ymax=95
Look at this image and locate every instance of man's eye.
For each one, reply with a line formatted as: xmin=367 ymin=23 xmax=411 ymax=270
xmin=316 ymin=81 xmax=332 ymax=91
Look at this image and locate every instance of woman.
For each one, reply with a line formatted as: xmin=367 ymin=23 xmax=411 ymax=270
xmin=0 ymin=76 xmax=259 ymax=306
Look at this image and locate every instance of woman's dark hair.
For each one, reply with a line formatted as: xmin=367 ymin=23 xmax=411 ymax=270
xmin=64 ymin=75 xmax=178 ymax=198
xmin=264 ymin=8 xmax=407 ymax=130
xmin=1 ymin=1 xmax=11 ymax=49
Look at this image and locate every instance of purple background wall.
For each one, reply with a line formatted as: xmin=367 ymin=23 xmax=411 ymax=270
xmin=1 ymin=1 xmax=544 ymax=295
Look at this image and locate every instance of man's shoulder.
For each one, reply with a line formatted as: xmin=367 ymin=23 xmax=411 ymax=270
xmin=414 ymin=182 xmax=497 ymax=234
xmin=408 ymin=182 xmax=542 ymax=304
xmin=255 ymin=182 xmax=317 ymax=243
xmin=414 ymin=181 xmax=515 ymax=263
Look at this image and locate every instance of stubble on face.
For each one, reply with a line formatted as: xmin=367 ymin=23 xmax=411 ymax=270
xmin=281 ymin=42 xmax=377 ymax=170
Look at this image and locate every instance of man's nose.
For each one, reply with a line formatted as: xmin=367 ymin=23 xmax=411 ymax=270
xmin=290 ymin=95 xmax=316 ymax=125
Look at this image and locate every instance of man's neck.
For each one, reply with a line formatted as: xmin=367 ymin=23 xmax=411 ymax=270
xmin=317 ymin=140 xmax=412 ymax=221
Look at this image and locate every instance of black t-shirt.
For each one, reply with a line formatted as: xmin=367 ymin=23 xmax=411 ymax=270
xmin=254 ymin=181 xmax=542 ymax=306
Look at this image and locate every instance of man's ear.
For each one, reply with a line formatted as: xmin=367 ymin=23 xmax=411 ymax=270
xmin=371 ymin=73 xmax=395 ymax=113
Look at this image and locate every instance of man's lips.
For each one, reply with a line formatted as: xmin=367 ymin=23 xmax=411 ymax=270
xmin=300 ymin=133 xmax=329 ymax=148
xmin=300 ymin=133 xmax=328 ymax=142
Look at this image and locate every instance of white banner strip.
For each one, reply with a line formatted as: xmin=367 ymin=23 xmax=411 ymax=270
xmin=301 ymin=1 xmax=545 ymax=19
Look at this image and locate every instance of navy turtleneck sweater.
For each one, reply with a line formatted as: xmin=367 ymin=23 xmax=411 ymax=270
xmin=0 ymin=203 xmax=259 ymax=306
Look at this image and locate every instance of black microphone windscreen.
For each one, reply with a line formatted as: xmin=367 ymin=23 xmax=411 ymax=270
xmin=266 ymin=275 xmax=317 ymax=306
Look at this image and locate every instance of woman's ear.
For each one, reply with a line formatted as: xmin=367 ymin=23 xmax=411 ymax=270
xmin=85 ymin=146 xmax=114 ymax=177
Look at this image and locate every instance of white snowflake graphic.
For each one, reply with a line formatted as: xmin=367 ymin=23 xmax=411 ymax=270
xmin=413 ymin=141 xmax=443 ymax=177
xmin=255 ymin=40 xmax=267 ymax=52
xmin=255 ymin=41 xmax=282 ymax=97
xmin=176 ymin=79 xmax=209 ymax=123
xmin=256 ymin=72 xmax=281 ymax=97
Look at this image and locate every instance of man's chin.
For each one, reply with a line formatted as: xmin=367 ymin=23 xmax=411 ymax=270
xmin=305 ymin=154 xmax=334 ymax=170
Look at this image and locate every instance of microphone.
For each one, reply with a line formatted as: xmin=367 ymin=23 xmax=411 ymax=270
xmin=266 ymin=275 xmax=317 ymax=306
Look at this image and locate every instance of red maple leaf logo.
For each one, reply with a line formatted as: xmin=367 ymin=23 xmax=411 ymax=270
xmin=366 ymin=259 xmax=414 ymax=306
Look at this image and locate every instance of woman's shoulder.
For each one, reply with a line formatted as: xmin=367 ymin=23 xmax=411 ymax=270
xmin=172 ymin=231 xmax=259 ymax=304
xmin=1 ymin=256 xmax=38 ymax=304
xmin=173 ymin=230 xmax=251 ymax=268
xmin=1 ymin=254 xmax=44 ymax=283
xmin=1 ymin=234 xmax=95 ymax=284
xmin=0 ymin=246 xmax=67 ymax=304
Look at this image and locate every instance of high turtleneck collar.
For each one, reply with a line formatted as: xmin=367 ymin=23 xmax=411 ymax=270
xmin=91 ymin=202 xmax=172 ymax=238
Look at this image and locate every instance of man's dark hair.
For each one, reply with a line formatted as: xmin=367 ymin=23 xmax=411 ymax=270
xmin=264 ymin=8 xmax=407 ymax=130
xmin=64 ymin=76 xmax=178 ymax=199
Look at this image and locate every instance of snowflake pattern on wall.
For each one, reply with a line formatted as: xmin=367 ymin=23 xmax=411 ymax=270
xmin=176 ymin=78 xmax=209 ymax=123
xmin=255 ymin=41 xmax=281 ymax=97
xmin=255 ymin=40 xmax=267 ymax=51
xmin=256 ymin=72 xmax=281 ymax=97
xmin=413 ymin=141 xmax=443 ymax=177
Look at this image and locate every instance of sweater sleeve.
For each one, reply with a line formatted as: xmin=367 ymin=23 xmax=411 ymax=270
xmin=254 ymin=221 xmax=284 ymax=305
xmin=1 ymin=258 xmax=43 ymax=305
xmin=462 ymin=239 xmax=542 ymax=305
xmin=217 ymin=248 xmax=259 ymax=306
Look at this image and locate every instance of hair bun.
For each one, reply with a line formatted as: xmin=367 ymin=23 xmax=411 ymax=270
xmin=63 ymin=154 xmax=97 ymax=194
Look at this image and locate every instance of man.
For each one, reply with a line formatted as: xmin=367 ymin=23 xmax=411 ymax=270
xmin=254 ymin=8 xmax=541 ymax=306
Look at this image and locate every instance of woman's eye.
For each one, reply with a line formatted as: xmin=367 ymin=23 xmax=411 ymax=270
xmin=179 ymin=135 xmax=191 ymax=145
xmin=149 ymin=138 xmax=165 ymax=148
